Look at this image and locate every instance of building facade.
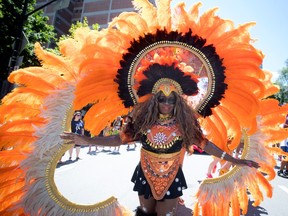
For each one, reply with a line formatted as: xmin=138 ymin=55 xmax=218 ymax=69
xmin=36 ymin=0 xmax=155 ymax=39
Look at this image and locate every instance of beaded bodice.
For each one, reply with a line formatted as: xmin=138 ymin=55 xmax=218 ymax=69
xmin=141 ymin=119 xmax=183 ymax=153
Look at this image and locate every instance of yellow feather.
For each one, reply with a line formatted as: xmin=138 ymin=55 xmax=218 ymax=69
xmin=109 ymin=19 xmax=142 ymax=39
xmin=156 ymin=0 xmax=171 ymax=31
xmin=187 ymin=2 xmax=202 ymax=21
xmin=114 ymin=12 xmax=149 ymax=35
xmin=173 ymin=2 xmax=190 ymax=32
xmin=132 ymin=0 xmax=157 ymax=30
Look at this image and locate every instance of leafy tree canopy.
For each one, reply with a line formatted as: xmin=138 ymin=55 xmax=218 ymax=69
xmin=274 ymin=59 xmax=288 ymax=105
xmin=0 ymin=0 xmax=56 ymax=82
xmin=0 ymin=0 xmax=3 ymax=18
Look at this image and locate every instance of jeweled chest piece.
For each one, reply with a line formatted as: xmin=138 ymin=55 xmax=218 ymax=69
xmin=153 ymin=132 xmax=168 ymax=145
xmin=146 ymin=117 xmax=179 ymax=149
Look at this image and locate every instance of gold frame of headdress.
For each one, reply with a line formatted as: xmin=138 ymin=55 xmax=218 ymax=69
xmin=152 ymin=78 xmax=183 ymax=96
xmin=43 ymin=105 xmax=121 ymax=215
xmin=46 ymin=144 xmax=119 ymax=213
xmin=128 ymin=41 xmax=215 ymax=113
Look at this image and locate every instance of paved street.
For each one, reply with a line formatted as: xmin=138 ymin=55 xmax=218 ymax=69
xmin=55 ymin=144 xmax=288 ymax=215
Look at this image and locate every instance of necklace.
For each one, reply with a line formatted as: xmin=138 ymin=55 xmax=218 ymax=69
xmin=156 ymin=118 xmax=176 ymax=126
xmin=158 ymin=114 xmax=173 ymax=122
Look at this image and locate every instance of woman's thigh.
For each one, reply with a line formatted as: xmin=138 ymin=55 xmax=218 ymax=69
xmin=156 ymin=198 xmax=179 ymax=216
xmin=138 ymin=195 xmax=157 ymax=214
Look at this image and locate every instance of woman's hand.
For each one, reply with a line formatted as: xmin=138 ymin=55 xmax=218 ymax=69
xmin=60 ymin=132 xmax=85 ymax=145
xmin=203 ymin=141 xmax=260 ymax=169
xmin=233 ymin=158 xmax=260 ymax=169
xmin=60 ymin=131 xmax=123 ymax=147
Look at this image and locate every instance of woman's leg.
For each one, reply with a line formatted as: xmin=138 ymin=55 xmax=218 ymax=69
xmin=75 ymin=146 xmax=81 ymax=159
xmin=137 ymin=195 xmax=157 ymax=215
xmin=156 ymin=198 xmax=178 ymax=216
xmin=68 ymin=145 xmax=74 ymax=160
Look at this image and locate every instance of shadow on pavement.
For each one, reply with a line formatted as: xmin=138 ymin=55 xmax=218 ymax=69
xmin=177 ymin=204 xmax=193 ymax=216
xmin=245 ymin=199 xmax=268 ymax=216
xmin=176 ymin=199 xmax=269 ymax=216
xmin=56 ymin=159 xmax=79 ymax=168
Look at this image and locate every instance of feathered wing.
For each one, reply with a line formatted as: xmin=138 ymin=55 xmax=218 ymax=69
xmin=0 ymin=34 xmax=130 ymax=215
xmin=0 ymin=0 xmax=286 ymax=215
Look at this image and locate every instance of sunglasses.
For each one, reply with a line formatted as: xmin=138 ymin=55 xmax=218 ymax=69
xmin=157 ymin=97 xmax=176 ymax=105
xmin=75 ymin=113 xmax=81 ymax=116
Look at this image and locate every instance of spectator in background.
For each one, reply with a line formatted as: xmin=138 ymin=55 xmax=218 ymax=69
xmin=123 ymin=115 xmax=137 ymax=150
xmin=111 ymin=116 xmax=123 ymax=153
xmin=278 ymin=114 xmax=288 ymax=177
xmin=68 ymin=110 xmax=84 ymax=161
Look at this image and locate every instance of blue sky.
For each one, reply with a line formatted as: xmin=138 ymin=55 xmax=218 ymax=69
xmin=172 ymin=0 xmax=288 ymax=81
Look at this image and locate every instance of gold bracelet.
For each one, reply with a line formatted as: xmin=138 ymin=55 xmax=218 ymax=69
xmin=220 ymin=152 xmax=226 ymax=160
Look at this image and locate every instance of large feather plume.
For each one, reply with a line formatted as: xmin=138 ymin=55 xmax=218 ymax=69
xmin=0 ymin=0 xmax=285 ymax=215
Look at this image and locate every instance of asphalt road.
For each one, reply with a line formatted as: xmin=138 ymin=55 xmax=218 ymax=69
xmin=54 ymin=144 xmax=288 ymax=215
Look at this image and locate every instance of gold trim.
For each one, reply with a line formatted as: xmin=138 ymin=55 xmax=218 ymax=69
xmin=152 ymin=78 xmax=183 ymax=95
xmin=45 ymin=107 xmax=119 ymax=213
xmin=46 ymin=144 xmax=119 ymax=212
xmin=201 ymin=130 xmax=250 ymax=184
xmin=145 ymin=136 xmax=181 ymax=149
xmin=128 ymin=41 xmax=214 ymax=112
xmin=63 ymin=104 xmax=74 ymax=132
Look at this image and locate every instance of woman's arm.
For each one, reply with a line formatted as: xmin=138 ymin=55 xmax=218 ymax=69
xmin=60 ymin=132 xmax=122 ymax=147
xmin=203 ymin=141 xmax=259 ymax=168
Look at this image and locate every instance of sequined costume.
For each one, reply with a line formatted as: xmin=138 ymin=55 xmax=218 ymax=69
xmin=131 ymin=119 xmax=187 ymax=200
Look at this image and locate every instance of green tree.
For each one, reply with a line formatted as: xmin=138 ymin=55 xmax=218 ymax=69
xmin=0 ymin=0 xmax=56 ymax=95
xmin=274 ymin=59 xmax=288 ymax=105
xmin=0 ymin=0 xmax=3 ymax=18
xmin=21 ymin=9 xmax=56 ymax=68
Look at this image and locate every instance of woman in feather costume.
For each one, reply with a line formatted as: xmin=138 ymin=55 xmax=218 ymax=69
xmin=61 ymin=63 xmax=259 ymax=216
xmin=1 ymin=0 xmax=288 ymax=216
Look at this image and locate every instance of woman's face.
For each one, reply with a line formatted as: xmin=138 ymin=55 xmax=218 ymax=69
xmin=157 ymin=92 xmax=176 ymax=115
xmin=74 ymin=112 xmax=82 ymax=120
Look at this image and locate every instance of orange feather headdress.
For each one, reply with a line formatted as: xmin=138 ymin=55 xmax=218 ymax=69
xmin=0 ymin=1 xmax=287 ymax=215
